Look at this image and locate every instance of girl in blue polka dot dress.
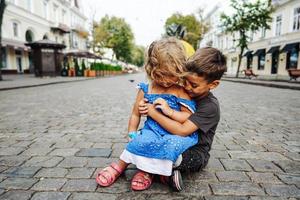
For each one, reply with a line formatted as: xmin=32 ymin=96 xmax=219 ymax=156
xmin=96 ymin=37 xmax=198 ymax=191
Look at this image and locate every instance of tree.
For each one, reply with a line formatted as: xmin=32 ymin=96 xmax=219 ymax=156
xmin=221 ymin=0 xmax=273 ymax=78
xmin=164 ymin=13 xmax=208 ymax=49
xmin=131 ymin=45 xmax=145 ymax=67
xmin=0 ymin=0 xmax=6 ymax=81
xmin=94 ymin=15 xmax=134 ymax=63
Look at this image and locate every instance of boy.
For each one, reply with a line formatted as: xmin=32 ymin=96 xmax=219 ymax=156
xmin=138 ymin=47 xmax=227 ymax=191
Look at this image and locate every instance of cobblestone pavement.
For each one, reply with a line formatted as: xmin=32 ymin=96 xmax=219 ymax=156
xmin=0 ymin=73 xmax=299 ymax=200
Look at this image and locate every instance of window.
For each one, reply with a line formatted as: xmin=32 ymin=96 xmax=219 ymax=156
xmin=27 ymin=0 xmax=32 ymax=12
xmin=53 ymin=4 xmax=59 ymax=23
xmin=293 ymin=7 xmax=300 ymax=31
xmin=62 ymin=9 xmax=66 ymax=24
xmin=258 ymin=53 xmax=265 ymax=70
xmin=1 ymin=47 xmax=7 ymax=69
xmin=275 ymin=15 xmax=282 ymax=36
xmin=13 ymin=22 xmax=18 ymax=37
xmin=43 ymin=1 xmax=48 ymax=19
xmin=261 ymin=27 xmax=266 ymax=38
xmin=287 ymin=47 xmax=299 ymax=69
xmin=247 ymin=55 xmax=253 ymax=69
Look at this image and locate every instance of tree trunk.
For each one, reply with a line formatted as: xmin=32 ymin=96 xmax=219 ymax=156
xmin=0 ymin=0 xmax=6 ymax=81
xmin=236 ymin=47 xmax=244 ymax=78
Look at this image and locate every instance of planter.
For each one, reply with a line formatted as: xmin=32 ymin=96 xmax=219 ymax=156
xmin=89 ymin=70 xmax=96 ymax=77
xmin=68 ymin=69 xmax=75 ymax=77
xmin=84 ymin=69 xmax=89 ymax=77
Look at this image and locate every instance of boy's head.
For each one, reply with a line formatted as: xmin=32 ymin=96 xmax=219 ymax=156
xmin=144 ymin=37 xmax=187 ymax=87
xmin=183 ymin=47 xmax=227 ymax=99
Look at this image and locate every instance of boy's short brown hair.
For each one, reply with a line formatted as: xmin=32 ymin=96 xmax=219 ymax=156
xmin=185 ymin=47 xmax=227 ymax=83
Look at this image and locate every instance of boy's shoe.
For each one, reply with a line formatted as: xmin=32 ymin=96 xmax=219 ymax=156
xmin=160 ymin=169 xmax=184 ymax=191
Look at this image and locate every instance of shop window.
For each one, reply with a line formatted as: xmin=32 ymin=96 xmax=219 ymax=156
xmin=258 ymin=53 xmax=265 ymax=70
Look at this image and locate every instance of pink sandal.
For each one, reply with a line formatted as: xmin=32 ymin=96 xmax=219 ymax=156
xmin=96 ymin=162 xmax=123 ymax=187
xmin=131 ymin=171 xmax=154 ymax=191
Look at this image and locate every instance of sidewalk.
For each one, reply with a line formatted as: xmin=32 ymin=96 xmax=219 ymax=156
xmin=0 ymin=74 xmax=93 ymax=91
xmin=222 ymin=77 xmax=300 ymax=90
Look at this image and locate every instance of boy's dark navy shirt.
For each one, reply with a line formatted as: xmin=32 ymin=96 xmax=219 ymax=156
xmin=188 ymin=92 xmax=220 ymax=155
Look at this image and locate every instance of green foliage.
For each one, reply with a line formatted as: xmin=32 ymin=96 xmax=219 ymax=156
xmin=164 ymin=13 xmax=208 ymax=49
xmin=81 ymin=59 xmax=86 ymax=71
xmin=131 ymin=45 xmax=145 ymax=67
xmin=94 ymin=15 xmax=134 ymax=63
xmin=220 ymin=0 xmax=273 ymax=77
xmin=90 ymin=62 xmax=122 ymax=71
xmin=0 ymin=0 xmax=7 ymax=73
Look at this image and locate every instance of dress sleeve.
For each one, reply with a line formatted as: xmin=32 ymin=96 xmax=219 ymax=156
xmin=136 ymin=82 xmax=149 ymax=94
xmin=177 ymin=98 xmax=197 ymax=113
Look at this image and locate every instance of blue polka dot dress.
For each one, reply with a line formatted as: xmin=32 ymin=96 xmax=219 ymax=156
xmin=125 ymin=83 xmax=198 ymax=163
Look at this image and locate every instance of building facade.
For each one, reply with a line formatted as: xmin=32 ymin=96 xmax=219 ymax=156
xmin=2 ymin=0 xmax=88 ymax=73
xmin=200 ymin=0 xmax=300 ymax=79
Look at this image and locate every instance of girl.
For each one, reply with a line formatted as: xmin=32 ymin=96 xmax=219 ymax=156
xmin=96 ymin=37 xmax=198 ymax=191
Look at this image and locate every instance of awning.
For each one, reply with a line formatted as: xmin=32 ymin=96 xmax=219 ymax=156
xmin=51 ymin=23 xmax=70 ymax=34
xmin=2 ymin=38 xmax=30 ymax=51
xmin=267 ymin=46 xmax=280 ymax=54
xmin=64 ymin=50 xmax=101 ymax=59
xmin=253 ymin=49 xmax=265 ymax=56
xmin=25 ymin=39 xmax=66 ymax=49
xmin=243 ymin=51 xmax=253 ymax=57
xmin=281 ymin=42 xmax=299 ymax=52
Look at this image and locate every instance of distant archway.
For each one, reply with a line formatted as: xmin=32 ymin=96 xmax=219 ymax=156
xmin=25 ymin=30 xmax=34 ymax=42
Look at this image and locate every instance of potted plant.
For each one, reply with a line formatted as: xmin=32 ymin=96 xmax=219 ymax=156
xmin=89 ymin=62 xmax=96 ymax=77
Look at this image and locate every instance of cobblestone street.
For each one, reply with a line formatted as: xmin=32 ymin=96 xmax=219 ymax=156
xmin=0 ymin=73 xmax=299 ymax=200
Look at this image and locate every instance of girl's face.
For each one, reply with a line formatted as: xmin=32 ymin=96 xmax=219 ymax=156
xmin=154 ymin=76 xmax=179 ymax=88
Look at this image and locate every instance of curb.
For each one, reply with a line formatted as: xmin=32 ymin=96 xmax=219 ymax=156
xmin=222 ymin=78 xmax=300 ymax=90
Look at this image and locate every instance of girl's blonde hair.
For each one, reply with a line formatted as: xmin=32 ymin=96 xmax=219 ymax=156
xmin=144 ymin=37 xmax=187 ymax=84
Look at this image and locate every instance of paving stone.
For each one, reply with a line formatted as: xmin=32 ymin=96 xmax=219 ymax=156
xmin=204 ymin=196 xmax=249 ymax=200
xmin=229 ymin=151 xmax=289 ymax=161
xmin=61 ymin=179 xmax=97 ymax=192
xmin=273 ymin=160 xmax=300 ymax=174
xmin=247 ymin=172 xmax=282 ymax=183
xmin=23 ymin=156 xmax=63 ymax=167
xmin=0 ymin=166 xmax=9 ymax=173
xmin=31 ymin=192 xmax=71 ymax=200
xmin=66 ymin=168 xmax=95 ymax=178
xmin=31 ymin=178 xmax=67 ymax=191
xmin=250 ymin=197 xmax=295 ymax=200
xmin=0 ymin=190 xmax=33 ymax=200
xmin=182 ymin=182 xmax=211 ymax=195
xmin=34 ymin=167 xmax=68 ymax=178
xmin=0 ymin=156 xmax=30 ymax=166
xmin=86 ymin=157 xmax=116 ymax=168
xmin=186 ymin=170 xmax=219 ymax=183
xmin=0 ymin=189 xmax=4 ymax=195
xmin=21 ymin=147 xmax=53 ymax=156
xmin=57 ymin=157 xmax=88 ymax=168
xmin=210 ymin=150 xmax=230 ymax=158
xmin=96 ymin=178 xmax=130 ymax=193
xmin=263 ymin=184 xmax=300 ymax=197
xmin=76 ymin=148 xmax=112 ymax=157
xmin=0 ymin=147 xmax=25 ymax=156
xmin=73 ymin=142 xmax=94 ymax=148
xmin=247 ymin=160 xmax=283 ymax=172
xmin=216 ymin=171 xmax=250 ymax=182
xmin=220 ymin=159 xmax=252 ymax=171
xmin=277 ymin=174 xmax=300 ymax=186
xmin=0 ymin=177 xmax=38 ymax=190
xmin=49 ymin=148 xmax=80 ymax=156
xmin=69 ymin=192 xmax=117 ymax=200
xmin=3 ymin=166 xmax=41 ymax=178
xmin=211 ymin=182 xmax=265 ymax=196
xmin=205 ymin=159 xmax=224 ymax=171
xmin=147 ymin=193 xmax=202 ymax=200
xmin=111 ymin=148 xmax=124 ymax=158
xmin=92 ymin=142 xmax=113 ymax=148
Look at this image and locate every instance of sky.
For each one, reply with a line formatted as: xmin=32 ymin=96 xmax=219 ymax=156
xmin=82 ymin=0 xmax=223 ymax=47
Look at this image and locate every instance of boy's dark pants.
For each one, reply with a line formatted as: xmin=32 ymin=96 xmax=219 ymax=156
xmin=176 ymin=145 xmax=210 ymax=172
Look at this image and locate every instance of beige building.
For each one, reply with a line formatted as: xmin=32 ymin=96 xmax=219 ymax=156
xmin=200 ymin=0 xmax=300 ymax=79
xmin=2 ymin=0 xmax=88 ymax=74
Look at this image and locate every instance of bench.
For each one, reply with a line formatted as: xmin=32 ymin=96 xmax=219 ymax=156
xmin=287 ymin=69 xmax=300 ymax=81
xmin=243 ymin=69 xmax=258 ymax=79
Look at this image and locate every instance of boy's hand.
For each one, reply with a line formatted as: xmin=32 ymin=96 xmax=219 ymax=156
xmin=138 ymin=98 xmax=149 ymax=116
xmin=153 ymin=98 xmax=173 ymax=117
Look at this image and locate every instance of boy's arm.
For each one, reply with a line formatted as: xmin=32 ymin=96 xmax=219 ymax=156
xmin=128 ymin=90 xmax=144 ymax=132
xmin=147 ymin=103 xmax=198 ymax=137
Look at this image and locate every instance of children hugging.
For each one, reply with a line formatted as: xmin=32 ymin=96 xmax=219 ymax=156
xmin=96 ymin=37 xmax=227 ymax=191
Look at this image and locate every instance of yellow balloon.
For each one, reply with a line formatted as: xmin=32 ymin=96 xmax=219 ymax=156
xmin=180 ymin=40 xmax=195 ymax=58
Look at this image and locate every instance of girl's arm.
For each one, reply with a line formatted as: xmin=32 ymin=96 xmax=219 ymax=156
xmin=153 ymin=98 xmax=191 ymax=123
xmin=128 ymin=90 xmax=144 ymax=132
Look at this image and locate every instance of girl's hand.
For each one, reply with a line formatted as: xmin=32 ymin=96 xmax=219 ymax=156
xmin=153 ymin=98 xmax=173 ymax=117
xmin=138 ymin=98 xmax=149 ymax=116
